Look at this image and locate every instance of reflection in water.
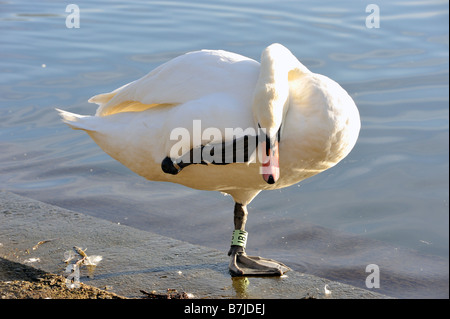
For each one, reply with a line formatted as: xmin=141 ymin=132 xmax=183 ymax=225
xmin=232 ymin=276 xmax=250 ymax=299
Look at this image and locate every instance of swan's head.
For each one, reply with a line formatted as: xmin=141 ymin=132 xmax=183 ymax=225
xmin=258 ymin=122 xmax=282 ymax=185
xmin=253 ymin=86 xmax=287 ymax=185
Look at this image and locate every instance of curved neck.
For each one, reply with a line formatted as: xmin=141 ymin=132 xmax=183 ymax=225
xmin=252 ymin=43 xmax=309 ymax=138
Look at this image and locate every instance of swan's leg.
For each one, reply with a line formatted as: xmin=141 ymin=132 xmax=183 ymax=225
xmin=227 ymin=203 xmax=291 ymax=276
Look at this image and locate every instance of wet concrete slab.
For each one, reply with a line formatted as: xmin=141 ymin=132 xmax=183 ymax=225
xmin=0 ymin=191 xmax=389 ymax=299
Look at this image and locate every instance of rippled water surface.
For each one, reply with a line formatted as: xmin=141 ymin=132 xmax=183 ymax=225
xmin=1 ymin=1 xmax=448 ymax=298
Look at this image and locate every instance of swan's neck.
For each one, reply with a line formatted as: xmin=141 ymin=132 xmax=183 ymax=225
xmin=252 ymin=43 xmax=309 ymax=138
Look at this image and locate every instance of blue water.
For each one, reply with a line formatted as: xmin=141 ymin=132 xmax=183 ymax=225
xmin=0 ymin=1 xmax=448 ymax=298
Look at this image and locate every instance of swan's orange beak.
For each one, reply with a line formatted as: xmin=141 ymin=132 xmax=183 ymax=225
xmin=261 ymin=137 xmax=280 ymax=184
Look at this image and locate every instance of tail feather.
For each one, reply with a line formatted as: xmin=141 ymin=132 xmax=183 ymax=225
xmin=88 ymin=91 xmax=117 ymax=105
xmin=56 ymin=108 xmax=95 ymax=131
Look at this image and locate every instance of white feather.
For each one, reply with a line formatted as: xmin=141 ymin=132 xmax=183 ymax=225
xmin=58 ymin=44 xmax=360 ymax=205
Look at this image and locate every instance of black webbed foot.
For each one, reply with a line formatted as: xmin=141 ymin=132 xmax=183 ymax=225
xmin=227 ymin=245 xmax=290 ymax=276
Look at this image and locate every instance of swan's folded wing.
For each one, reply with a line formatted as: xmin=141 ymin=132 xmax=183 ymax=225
xmin=91 ymin=50 xmax=259 ymax=117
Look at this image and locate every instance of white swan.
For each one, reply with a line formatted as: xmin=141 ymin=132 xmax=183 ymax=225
xmin=57 ymin=43 xmax=360 ymax=276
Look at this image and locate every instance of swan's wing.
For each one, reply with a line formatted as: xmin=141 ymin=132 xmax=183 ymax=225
xmin=92 ymin=50 xmax=259 ymax=116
